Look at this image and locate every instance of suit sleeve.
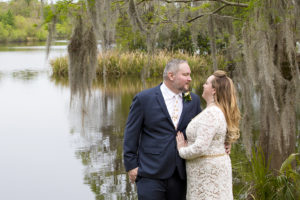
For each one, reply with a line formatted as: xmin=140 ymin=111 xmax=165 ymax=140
xmin=123 ymin=95 xmax=144 ymax=172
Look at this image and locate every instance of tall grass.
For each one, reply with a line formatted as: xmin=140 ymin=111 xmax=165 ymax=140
xmin=50 ymin=50 xmax=224 ymax=78
xmin=50 ymin=56 xmax=69 ymax=77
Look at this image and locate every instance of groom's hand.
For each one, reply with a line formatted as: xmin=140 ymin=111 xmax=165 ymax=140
xmin=128 ymin=167 xmax=138 ymax=183
xmin=176 ymin=131 xmax=187 ymax=150
xmin=225 ymin=143 xmax=231 ymax=154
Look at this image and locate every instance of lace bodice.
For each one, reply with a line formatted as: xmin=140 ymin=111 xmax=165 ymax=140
xmin=179 ymin=105 xmax=227 ymax=159
xmin=178 ymin=105 xmax=233 ymax=200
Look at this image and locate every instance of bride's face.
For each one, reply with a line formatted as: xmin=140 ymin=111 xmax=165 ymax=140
xmin=202 ymin=75 xmax=216 ymax=102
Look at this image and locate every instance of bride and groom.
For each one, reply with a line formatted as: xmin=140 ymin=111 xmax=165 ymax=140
xmin=123 ymin=59 xmax=240 ymax=200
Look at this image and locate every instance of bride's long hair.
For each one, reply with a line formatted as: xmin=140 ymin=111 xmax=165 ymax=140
xmin=211 ymin=70 xmax=241 ymax=143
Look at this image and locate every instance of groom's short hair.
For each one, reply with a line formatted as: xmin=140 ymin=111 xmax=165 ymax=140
xmin=163 ymin=59 xmax=188 ymax=80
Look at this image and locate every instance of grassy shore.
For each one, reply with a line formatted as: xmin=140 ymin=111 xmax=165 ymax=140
xmin=50 ymin=50 xmax=224 ymax=78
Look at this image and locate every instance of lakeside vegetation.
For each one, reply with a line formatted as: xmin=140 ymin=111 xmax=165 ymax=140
xmin=50 ymin=50 xmax=223 ymax=78
xmin=0 ymin=0 xmax=71 ymax=42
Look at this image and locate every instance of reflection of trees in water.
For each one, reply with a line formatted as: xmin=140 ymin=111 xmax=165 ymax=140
xmin=69 ymin=90 xmax=137 ymax=199
xmin=11 ymin=70 xmax=39 ymax=81
xmin=58 ymin=74 xmax=209 ymax=199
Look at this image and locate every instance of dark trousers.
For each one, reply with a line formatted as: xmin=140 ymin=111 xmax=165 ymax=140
xmin=136 ymin=169 xmax=186 ymax=200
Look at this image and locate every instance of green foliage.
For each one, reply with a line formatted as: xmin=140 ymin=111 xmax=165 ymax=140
xmin=169 ymin=26 xmax=194 ymax=54
xmin=56 ymin=21 xmax=72 ymax=39
xmin=35 ymin=27 xmax=48 ymax=41
xmin=0 ymin=0 xmax=76 ymax=42
xmin=0 ymin=0 xmax=49 ymax=42
xmin=233 ymin=147 xmax=300 ymax=200
xmin=0 ymin=21 xmax=9 ymax=41
xmin=8 ymin=0 xmax=36 ymax=17
xmin=197 ymin=33 xmax=210 ymax=55
xmin=43 ymin=0 xmax=77 ymax=39
xmin=198 ymin=2 xmax=211 ymax=10
xmin=115 ymin=12 xmax=147 ymax=51
xmin=0 ymin=10 xmax=48 ymax=42
xmin=43 ymin=5 xmax=55 ymax=24
xmin=0 ymin=10 xmax=15 ymax=26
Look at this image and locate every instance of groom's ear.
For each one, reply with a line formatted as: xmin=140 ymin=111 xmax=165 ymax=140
xmin=168 ymin=72 xmax=175 ymax=81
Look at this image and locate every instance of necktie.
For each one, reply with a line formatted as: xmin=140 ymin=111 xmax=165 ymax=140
xmin=171 ymin=95 xmax=179 ymax=129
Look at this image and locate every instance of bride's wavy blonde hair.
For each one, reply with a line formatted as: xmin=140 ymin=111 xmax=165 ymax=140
xmin=211 ymin=70 xmax=241 ymax=143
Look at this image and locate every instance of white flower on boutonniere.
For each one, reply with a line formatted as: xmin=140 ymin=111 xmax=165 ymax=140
xmin=183 ymin=91 xmax=192 ymax=102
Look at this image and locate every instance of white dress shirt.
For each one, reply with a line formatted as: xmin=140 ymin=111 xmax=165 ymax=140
xmin=160 ymin=83 xmax=183 ymax=128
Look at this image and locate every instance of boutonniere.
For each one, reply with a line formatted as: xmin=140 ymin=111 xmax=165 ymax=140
xmin=183 ymin=91 xmax=192 ymax=102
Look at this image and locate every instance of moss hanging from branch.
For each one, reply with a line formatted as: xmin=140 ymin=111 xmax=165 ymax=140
xmin=68 ymin=16 xmax=97 ymax=100
xmin=46 ymin=8 xmax=56 ymax=58
xmin=240 ymin=0 xmax=300 ymax=170
xmin=208 ymin=15 xmax=217 ymax=71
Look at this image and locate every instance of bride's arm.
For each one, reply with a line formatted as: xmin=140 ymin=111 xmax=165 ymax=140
xmin=178 ymin=108 xmax=219 ymax=160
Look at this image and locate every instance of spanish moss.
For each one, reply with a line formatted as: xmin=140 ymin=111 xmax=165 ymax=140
xmin=68 ymin=16 xmax=97 ymax=101
xmin=241 ymin=0 xmax=300 ymax=170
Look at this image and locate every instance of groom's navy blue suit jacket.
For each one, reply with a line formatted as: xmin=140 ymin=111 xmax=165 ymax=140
xmin=123 ymin=84 xmax=201 ymax=180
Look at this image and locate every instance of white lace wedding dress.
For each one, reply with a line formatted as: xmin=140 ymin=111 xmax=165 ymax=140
xmin=178 ymin=105 xmax=233 ymax=200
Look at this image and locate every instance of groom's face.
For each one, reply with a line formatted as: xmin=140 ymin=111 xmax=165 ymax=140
xmin=172 ymin=63 xmax=192 ymax=93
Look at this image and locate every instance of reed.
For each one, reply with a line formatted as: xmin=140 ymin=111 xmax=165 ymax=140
xmin=50 ymin=50 xmax=218 ymax=78
xmin=50 ymin=56 xmax=69 ymax=77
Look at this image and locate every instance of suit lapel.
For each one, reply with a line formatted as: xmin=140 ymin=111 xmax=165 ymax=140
xmin=177 ymin=97 xmax=190 ymax=129
xmin=177 ymin=97 xmax=188 ymax=130
xmin=155 ymin=86 xmax=174 ymax=127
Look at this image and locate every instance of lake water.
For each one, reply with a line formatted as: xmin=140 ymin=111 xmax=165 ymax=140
xmin=0 ymin=42 xmax=143 ymax=200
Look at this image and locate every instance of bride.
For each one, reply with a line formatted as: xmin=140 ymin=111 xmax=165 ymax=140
xmin=176 ymin=70 xmax=241 ymax=200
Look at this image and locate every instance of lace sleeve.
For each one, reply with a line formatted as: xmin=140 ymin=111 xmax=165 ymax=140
xmin=178 ymin=107 xmax=219 ymax=160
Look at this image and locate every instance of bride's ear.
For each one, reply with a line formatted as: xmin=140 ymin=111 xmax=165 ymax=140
xmin=212 ymin=88 xmax=216 ymax=96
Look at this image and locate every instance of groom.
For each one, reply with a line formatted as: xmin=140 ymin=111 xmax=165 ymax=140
xmin=123 ymin=59 xmax=201 ymax=200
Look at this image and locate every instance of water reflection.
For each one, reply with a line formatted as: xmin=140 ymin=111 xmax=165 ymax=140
xmin=67 ymin=77 xmax=157 ymax=199
xmin=62 ymin=74 xmax=210 ymax=199
xmin=68 ymin=93 xmax=133 ymax=198
xmin=11 ymin=70 xmax=39 ymax=81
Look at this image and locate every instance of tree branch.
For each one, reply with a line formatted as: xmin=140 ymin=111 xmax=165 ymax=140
xmin=146 ymin=6 xmax=242 ymax=24
xmin=217 ymin=0 xmax=248 ymax=7
xmin=137 ymin=0 xmax=148 ymax=5
xmin=162 ymin=0 xmax=248 ymax=7
xmin=127 ymin=0 xmax=148 ymax=33
xmin=187 ymin=4 xmax=227 ymax=23
xmin=212 ymin=13 xmax=242 ymax=21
